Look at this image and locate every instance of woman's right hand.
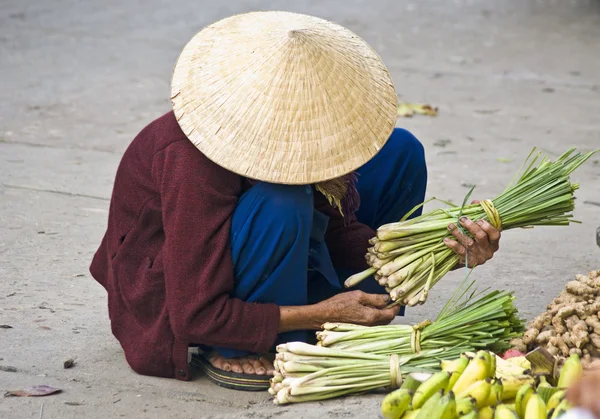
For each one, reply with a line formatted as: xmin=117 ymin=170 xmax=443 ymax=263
xmin=315 ymin=290 xmax=400 ymax=326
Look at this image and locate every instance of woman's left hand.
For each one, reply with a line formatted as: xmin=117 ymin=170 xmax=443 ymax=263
xmin=443 ymin=215 xmax=501 ymax=268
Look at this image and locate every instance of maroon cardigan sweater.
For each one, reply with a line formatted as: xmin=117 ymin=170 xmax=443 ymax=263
xmin=90 ymin=112 xmax=374 ymax=380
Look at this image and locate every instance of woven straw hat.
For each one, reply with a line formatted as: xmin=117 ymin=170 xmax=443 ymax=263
xmin=171 ymin=11 xmax=398 ymax=184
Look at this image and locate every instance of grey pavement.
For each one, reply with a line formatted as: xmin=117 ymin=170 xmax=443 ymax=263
xmin=1 ymin=0 xmax=599 ymax=418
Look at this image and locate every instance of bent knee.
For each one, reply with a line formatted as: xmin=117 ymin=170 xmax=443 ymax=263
xmin=250 ymin=183 xmax=314 ymax=224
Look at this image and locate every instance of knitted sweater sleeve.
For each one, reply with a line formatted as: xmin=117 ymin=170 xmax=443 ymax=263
xmin=153 ymin=140 xmax=280 ymax=352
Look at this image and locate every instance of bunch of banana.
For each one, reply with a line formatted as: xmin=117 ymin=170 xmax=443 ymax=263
xmin=381 ymin=352 xmax=582 ymax=419
xmin=382 ymin=350 xmax=498 ymax=419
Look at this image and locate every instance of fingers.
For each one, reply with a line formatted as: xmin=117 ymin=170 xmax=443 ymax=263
xmin=477 ymin=219 xmax=501 ymax=248
xmin=444 ymin=236 xmax=466 ymax=257
xmin=448 ymin=222 xmax=474 ymax=248
xmin=357 ymin=291 xmax=390 ymax=308
xmin=459 ymin=217 xmax=489 ymax=244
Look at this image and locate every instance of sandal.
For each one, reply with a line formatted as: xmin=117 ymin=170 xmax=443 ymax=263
xmin=191 ymin=353 xmax=272 ymax=391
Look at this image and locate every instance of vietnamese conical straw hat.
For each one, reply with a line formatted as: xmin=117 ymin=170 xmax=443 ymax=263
xmin=171 ymin=11 xmax=398 ymax=185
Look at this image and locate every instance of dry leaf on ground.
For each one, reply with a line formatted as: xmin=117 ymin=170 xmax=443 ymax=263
xmin=4 ymin=385 xmax=61 ymax=397
xmin=397 ymin=102 xmax=438 ymax=117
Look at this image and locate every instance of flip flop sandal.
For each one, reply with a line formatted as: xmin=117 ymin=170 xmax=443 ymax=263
xmin=191 ymin=353 xmax=271 ymax=391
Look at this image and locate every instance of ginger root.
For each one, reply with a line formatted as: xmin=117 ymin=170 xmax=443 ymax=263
xmin=535 ymin=329 xmax=556 ymax=344
xmin=586 ymin=316 xmax=600 ymax=335
xmin=522 ymin=328 xmax=540 ymax=345
xmin=550 ymin=336 xmax=570 ymax=357
xmin=528 ymin=312 xmax=551 ymax=331
xmin=566 ymin=280 xmax=597 ymax=297
xmin=590 ymin=333 xmax=600 ymax=349
xmin=570 ymin=347 xmax=583 ymax=356
xmin=565 ymin=315 xmax=589 ymax=348
xmin=510 ymin=337 xmax=527 ymax=353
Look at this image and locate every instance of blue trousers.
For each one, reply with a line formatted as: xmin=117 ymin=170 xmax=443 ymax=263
xmin=217 ymin=129 xmax=428 ymax=358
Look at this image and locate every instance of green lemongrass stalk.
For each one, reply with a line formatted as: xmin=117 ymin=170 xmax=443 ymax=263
xmin=345 ymin=147 xmax=598 ymax=305
xmin=320 ymin=285 xmax=524 ymax=357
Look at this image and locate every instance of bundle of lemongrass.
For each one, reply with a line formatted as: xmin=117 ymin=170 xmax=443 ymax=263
xmin=270 ymin=285 xmax=524 ymax=404
xmin=345 ymin=148 xmax=598 ymax=306
xmin=316 ymin=288 xmax=523 ymax=356
xmin=270 ymin=342 xmax=443 ymax=405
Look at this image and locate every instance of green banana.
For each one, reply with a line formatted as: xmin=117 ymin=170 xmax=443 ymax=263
xmin=486 ymin=378 xmax=504 ymax=407
xmin=455 ymin=397 xmax=477 ymax=416
xmin=432 ymin=390 xmax=457 ymax=419
xmin=537 ymin=376 xmax=551 ymax=388
xmin=444 ymin=354 xmax=470 ymax=392
xmin=456 ymin=378 xmax=492 ymax=408
xmin=415 ymin=390 xmax=444 ymax=419
xmin=514 ymin=383 xmax=534 ymax=419
xmin=523 ymin=393 xmax=546 ymax=419
xmin=488 ymin=351 xmax=497 ymax=378
xmin=380 ymin=388 xmax=413 ymax=419
xmin=557 ymin=353 xmax=583 ymax=389
xmin=412 ymin=371 xmax=451 ymax=409
xmin=546 ymin=389 xmax=566 ymax=412
xmin=452 ymin=352 xmax=490 ymax=395
xmin=459 ymin=410 xmax=478 ymax=419
xmin=494 ymin=404 xmax=518 ymax=419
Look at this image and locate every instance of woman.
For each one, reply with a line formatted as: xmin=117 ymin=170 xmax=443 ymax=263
xmin=90 ymin=11 xmax=501 ymax=390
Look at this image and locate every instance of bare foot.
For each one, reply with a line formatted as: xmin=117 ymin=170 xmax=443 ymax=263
xmin=207 ymin=352 xmax=274 ymax=376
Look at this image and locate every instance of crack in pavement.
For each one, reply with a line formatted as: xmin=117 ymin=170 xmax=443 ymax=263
xmin=1 ymin=184 xmax=110 ymax=201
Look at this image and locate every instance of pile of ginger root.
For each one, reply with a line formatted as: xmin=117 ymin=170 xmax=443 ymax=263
xmin=511 ymin=268 xmax=600 ymax=368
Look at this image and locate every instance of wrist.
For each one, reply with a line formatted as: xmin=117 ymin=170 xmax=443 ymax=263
xmin=278 ymin=304 xmax=325 ymax=333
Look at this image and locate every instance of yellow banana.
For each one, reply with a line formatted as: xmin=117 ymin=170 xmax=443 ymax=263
xmin=495 ymin=356 xmax=528 ymax=379
xmin=381 ymin=388 xmax=412 ymax=419
xmin=550 ymin=399 xmax=571 ymax=419
xmin=546 ymin=389 xmax=565 ymax=412
xmin=501 ymin=375 xmax=535 ymax=401
xmin=480 ymin=406 xmax=495 ymax=419
xmin=412 ymin=371 xmax=451 ymax=409
xmin=403 ymin=410 xmax=420 ymax=419
xmin=515 ymin=384 xmax=534 ymax=419
xmin=444 ymin=354 xmax=470 ymax=392
xmin=524 ymin=393 xmax=546 ymax=419
xmin=455 ymin=397 xmax=476 ymax=416
xmin=495 ymin=404 xmax=518 ymax=419
xmin=415 ymin=390 xmax=444 ymax=419
xmin=457 ymin=378 xmax=492 ymax=408
xmin=452 ymin=353 xmax=489 ymax=395
xmin=557 ymin=353 xmax=583 ymax=389
xmin=486 ymin=378 xmax=504 ymax=407
xmin=479 ymin=351 xmax=493 ymax=377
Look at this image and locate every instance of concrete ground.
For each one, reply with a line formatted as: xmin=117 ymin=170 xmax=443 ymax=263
xmin=1 ymin=0 xmax=599 ymax=417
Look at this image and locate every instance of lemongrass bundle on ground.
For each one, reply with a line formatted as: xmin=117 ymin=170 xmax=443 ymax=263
xmin=270 ymin=342 xmax=443 ymax=405
xmin=316 ymin=288 xmax=524 ymax=356
xmin=346 ymin=148 xmax=598 ymax=306
xmin=270 ymin=285 xmax=524 ymax=404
